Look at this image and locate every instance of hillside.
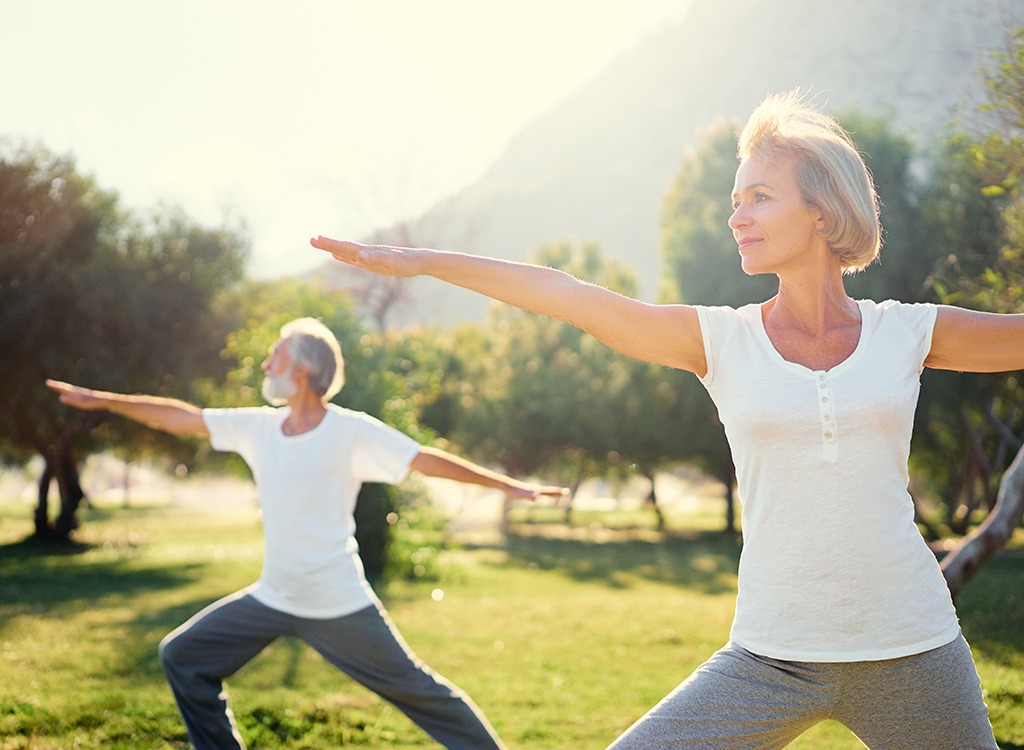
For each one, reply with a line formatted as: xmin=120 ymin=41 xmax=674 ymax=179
xmin=318 ymin=0 xmax=1024 ymax=327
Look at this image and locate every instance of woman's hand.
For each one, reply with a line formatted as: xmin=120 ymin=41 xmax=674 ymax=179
xmin=310 ymin=236 xmax=422 ymax=278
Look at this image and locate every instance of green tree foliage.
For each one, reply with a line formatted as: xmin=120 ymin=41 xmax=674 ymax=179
xmin=443 ymin=241 xmax=629 ymax=488
xmin=0 ymin=143 xmax=247 ymax=540
xmin=911 ymin=29 xmax=1024 ymax=537
xmin=433 ymin=240 xmax=727 ymax=528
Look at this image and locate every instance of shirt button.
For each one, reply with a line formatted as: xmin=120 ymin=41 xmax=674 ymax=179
xmin=824 ymin=414 xmax=831 ymax=421
xmin=821 ymin=396 xmax=829 ymax=404
xmin=819 ymin=382 xmax=828 ymax=389
xmin=824 ymin=431 xmax=833 ymax=439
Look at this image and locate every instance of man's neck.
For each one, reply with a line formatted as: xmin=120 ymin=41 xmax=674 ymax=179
xmin=282 ymin=391 xmax=328 ymax=435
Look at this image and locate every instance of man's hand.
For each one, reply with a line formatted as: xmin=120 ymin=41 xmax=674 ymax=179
xmin=46 ymin=380 xmax=110 ymax=410
xmin=505 ymin=484 xmax=570 ymax=502
xmin=410 ymin=446 xmax=569 ymax=501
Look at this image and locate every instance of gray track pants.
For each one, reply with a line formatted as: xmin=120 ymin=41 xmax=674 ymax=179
xmin=158 ymin=590 xmax=506 ymax=749
xmin=608 ymin=633 xmax=997 ymax=749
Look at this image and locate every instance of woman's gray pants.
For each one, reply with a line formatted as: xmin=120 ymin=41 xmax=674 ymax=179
xmin=607 ymin=633 xmax=997 ymax=749
xmin=158 ymin=590 xmax=505 ymax=750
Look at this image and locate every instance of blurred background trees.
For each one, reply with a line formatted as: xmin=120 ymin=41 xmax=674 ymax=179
xmin=0 ymin=143 xmax=246 ymax=540
xmin=3 ymin=30 xmax=1024 ymax=593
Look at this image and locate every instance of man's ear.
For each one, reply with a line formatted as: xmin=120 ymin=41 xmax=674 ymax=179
xmin=292 ymin=363 xmax=312 ymax=387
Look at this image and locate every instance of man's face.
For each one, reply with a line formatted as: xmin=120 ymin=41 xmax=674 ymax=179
xmin=261 ymin=337 xmax=297 ymax=405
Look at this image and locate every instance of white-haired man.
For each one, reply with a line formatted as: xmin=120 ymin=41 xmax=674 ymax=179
xmin=47 ymin=317 xmax=566 ymax=750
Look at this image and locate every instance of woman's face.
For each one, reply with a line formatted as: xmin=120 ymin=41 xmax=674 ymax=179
xmin=728 ymin=153 xmax=826 ymax=277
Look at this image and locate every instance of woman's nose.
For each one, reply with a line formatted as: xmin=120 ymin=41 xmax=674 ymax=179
xmin=728 ymin=205 xmax=749 ymax=230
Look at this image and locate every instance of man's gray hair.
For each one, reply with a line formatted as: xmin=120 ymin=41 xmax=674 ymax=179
xmin=280 ymin=317 xmax=345 ymax=400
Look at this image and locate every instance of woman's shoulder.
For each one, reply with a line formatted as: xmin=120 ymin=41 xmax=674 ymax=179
xmin=695 ymin=301 xmax=761 ymax=322
xmin=859 ymin=299 xmax=938 ymax=342
xmin=861 ymin=298 xmax=935 ymax=312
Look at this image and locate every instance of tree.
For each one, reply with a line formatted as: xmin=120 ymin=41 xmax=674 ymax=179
xmin=0 ymin=143 xmax=247 ymax=541
xmin=927 ymin=27 xmax=1024 ymax=597
xmin=434 ymin=239 xmax=720 ymax=529
xmin=429 ymin=242 xmax=623 ymax=508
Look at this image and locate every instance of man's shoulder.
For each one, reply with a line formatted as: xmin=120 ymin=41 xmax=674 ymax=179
xmin=203 ymin=405 xmax=283 ymax=432
xmin=205 ymin=405 xmax=281 ymax=419
xmin=325 ymin=404 xmax=407 ymax=439
xmin=325 ymin=403 xmax=365 ymax=420
xmin=325 ymin=404 xmax=385 ymax=428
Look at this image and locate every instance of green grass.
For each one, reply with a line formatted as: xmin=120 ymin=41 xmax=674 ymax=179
xmin=0 ymin=499 xmax=1022 ymax=749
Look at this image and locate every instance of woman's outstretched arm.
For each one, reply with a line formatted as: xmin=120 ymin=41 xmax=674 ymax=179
xmin=310 ymin=236 xmax=707 ymax=375
xmin=928 ymin=306 xmax=1024 ymax=373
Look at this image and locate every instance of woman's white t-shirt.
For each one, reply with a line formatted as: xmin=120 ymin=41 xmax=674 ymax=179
xmin=696 ymin=299 xmax=960 ymax=662
xmin=203 ymin=404 xmax=420 ymax=619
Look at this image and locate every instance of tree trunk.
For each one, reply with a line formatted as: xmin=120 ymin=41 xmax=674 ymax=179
xmin=8 ymin=393 xmax=100 ymax=542
xmin=53 ymin=446 xmax=86 ymax=540
xmin=724 ymin=482 xmax=737 ymax=535
xmin=721 ymin=454 xmax=738 ymax=535
xmin=941 ymin=440 xmax=1024 ymax=600
xmin=644 ymin=471 xmax=665 ymax=531
xmin=35 ymin=459 xmax=54 ymax=538
xmin=562 ymin=470 xmax=584 ymax=526
xmin=32 ymin=436 xmax=89 ymax=542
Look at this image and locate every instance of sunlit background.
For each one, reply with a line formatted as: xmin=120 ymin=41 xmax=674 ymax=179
xmin=2 ymin=0 xmax=690 ymax=278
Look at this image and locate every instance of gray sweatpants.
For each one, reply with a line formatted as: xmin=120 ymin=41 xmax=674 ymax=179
xmin=608 ymin=633 xmax=997 ymax=749
xmin=158 ymin=590 xmax=506 ymax=750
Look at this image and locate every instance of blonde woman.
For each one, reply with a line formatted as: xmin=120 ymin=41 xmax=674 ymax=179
xmin=312 ymin=91 xmax=1014 ymax=748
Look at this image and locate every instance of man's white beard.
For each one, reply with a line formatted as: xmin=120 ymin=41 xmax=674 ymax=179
xmin=262 ymin=370 xmax=297 ymax=405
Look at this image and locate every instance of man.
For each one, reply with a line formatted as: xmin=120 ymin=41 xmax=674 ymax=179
xmin=47 ymin=317 xmax=566 ymax=750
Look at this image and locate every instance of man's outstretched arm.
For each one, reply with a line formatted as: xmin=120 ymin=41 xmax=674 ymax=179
xmin=409 ymin=446 xmax=567 ymax=501
xmin=46 ymin=380 xmax=210 ymax=439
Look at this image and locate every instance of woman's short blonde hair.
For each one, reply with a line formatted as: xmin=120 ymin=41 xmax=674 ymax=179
xmin=738 ymin=90 xmax=881 ymax=273
xmin=280 ymin=317 xmax=345 ymax=400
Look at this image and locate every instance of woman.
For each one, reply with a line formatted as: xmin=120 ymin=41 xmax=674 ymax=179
xmin=311 ymin=91 xmax=1013 ymax=748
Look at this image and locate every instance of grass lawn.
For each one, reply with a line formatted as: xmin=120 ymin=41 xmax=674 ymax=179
xmin=0 ymin=498 xmax=1022 ymax=749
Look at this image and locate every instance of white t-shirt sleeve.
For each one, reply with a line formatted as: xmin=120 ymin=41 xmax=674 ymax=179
xmin=349 ymin=412 xmax=421 ymax=485
xmin=202 ymin=407 xmax=272 ymax=459
xmin=877 ymin=299 xmax=937 ymax=372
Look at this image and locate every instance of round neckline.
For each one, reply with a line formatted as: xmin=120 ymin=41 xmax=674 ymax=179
xmin=751 ymin=298 xmax=870 ymax=375
xmin=277 ymin=405 xmax=330 ymax=439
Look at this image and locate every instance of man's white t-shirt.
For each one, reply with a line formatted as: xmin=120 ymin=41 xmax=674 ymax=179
xmin=203 ymin=404 xmax=420 ymax=619
xmin=696 ymin=299 xmax=960 ymax=662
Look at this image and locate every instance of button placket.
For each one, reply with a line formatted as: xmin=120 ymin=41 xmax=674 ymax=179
xmin=816 ymin=371 xmax=837 ymax=460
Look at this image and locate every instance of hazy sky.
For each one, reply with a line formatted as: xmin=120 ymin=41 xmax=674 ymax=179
xmin=3 ymin=0 xmax=691 ymax=278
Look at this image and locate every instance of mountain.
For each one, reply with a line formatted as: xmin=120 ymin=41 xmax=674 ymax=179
xmin=319 ymin=0 xmax=1024 ymax=327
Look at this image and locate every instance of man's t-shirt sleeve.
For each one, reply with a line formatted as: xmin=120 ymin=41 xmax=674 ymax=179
xmin=202 ymin=407 xmax=270 ymax=457
xmin=349 ymin=413 xmax=420 ymax=485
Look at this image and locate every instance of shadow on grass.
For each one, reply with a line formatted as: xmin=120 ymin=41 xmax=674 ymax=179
xmin=956 ymin=555 xmax=1024 ymax=660
xmin=500 ymin=526 xmax=741 ymax=595
xmin=0 ymin=535 xmax=205 ymax=631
